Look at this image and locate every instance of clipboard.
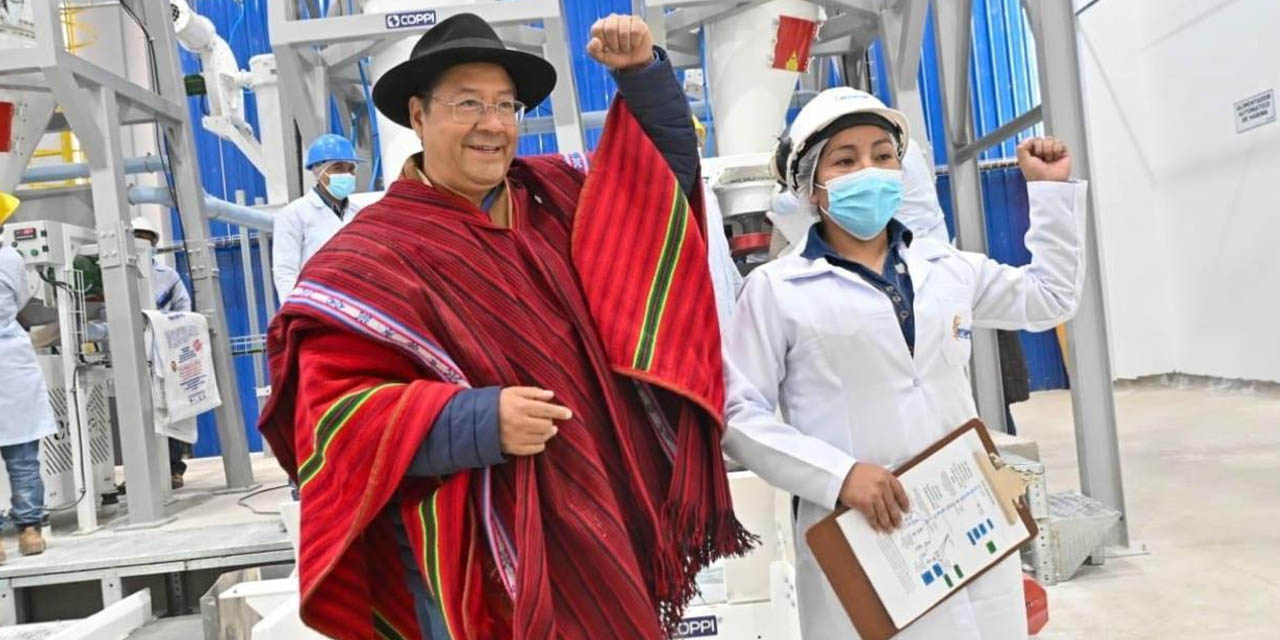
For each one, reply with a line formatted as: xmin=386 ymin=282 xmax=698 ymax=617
xmin=804 ymin=419 xmax=1038 ymax=640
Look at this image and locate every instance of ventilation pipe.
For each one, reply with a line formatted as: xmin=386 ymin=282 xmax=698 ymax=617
xmin=127 ymin=185 xmax=275 ymax=231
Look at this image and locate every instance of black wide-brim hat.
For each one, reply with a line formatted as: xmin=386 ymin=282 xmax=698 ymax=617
xmin=372 ymin=13 xmax=557 ymax=128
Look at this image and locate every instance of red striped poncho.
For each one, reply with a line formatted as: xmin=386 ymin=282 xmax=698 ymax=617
xmin=258 ymin=100 xmax=754 ymax=639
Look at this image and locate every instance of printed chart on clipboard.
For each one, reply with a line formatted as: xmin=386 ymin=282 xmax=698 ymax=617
xmin=835 ymin=428 xmax=1030 ymax=628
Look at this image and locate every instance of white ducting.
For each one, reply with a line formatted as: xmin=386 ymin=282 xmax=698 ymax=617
xmin=705 ymin=0 xmax=819 ymax=157
xmin=704 ymin=1 xmax=819 ymax=220
xmin=366 ymin=0 xmax=478 ymax=176
xmin=170 ymin=0 xmax=265 ymax=185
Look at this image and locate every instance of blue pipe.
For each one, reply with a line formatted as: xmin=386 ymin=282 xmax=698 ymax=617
xmin=128 ymin=185 xmax=274 ymax=231
xmin=20 ymin=155 xmax=168 ymax=184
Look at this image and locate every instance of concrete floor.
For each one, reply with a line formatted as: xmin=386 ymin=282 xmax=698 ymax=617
xmin=1012 ymin=382 xmax=1280 ymax=639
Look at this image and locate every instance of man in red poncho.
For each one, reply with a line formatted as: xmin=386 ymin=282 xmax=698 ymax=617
xmin=257 ymin=11 xmax=753 ymax=640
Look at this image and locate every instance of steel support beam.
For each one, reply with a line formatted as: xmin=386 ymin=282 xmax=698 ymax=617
xmin=60 ymin=55 xmax=186 ymax=125
xmin=932 ymin=0 xmax=1008 ymax=434
xmin=635 ymin=0 xmax=669 ymax=48
xmin=955 ymin=105 xmax=1042 ymax=162
xmin=540 ymin=9 xmax=585 ymax=152
xmin=812 ymin=36 xmax=857 ymax=58
xmin=495 ymin=25 xmax=549 ymax=53
xmin=83 ymin=86 xmax=172 ymax=526
xmin=41 ymin=68 xmax=104 ymax=161
xmin=665 ymin=31 xmax=701 ymax=55
xmin=816 ymin=8 xmax=879 ymax=42
xmin=878 ymin=0 xmax=931 ymax=148
xmin=1026 ymin=0 xmax=1130 ymax=548
xmin=319 ymin=40 xmax=396 ymax=72
xmin=664 ymin=0 xmax=775 ymax=35
xmin=269 ymin=0 xmax=563 ymax=46
xmin=272 ymin=48 xmax=328 ymax=158
xmin=143 ymin=0 xmax=258 ymax=492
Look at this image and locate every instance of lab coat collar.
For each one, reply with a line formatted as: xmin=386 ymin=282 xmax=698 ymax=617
xmin=797 ymin=219 xmax=913 ymax=262
xmin=304 ymin=189 xmax=328 ymax=210
xmin=781 ymin=227 xmax=949 ymax=292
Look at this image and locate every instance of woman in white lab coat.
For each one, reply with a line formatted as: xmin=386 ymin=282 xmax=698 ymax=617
xmin=722 ymin=87 xmax=1086 ymax=639
xmin=0 ymin=192 xmax=55 ymax=559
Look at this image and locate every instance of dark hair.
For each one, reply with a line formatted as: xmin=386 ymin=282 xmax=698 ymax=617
xmin=778 ymin=112 xmax=903 ymax=190
xmin=414 ymin=76 xmax=442 ymax=115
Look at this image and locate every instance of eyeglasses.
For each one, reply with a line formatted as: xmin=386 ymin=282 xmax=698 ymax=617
xmin=431 ymin=97 xmax=526 ymax=125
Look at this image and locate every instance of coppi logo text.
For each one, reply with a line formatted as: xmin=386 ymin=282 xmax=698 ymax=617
xmin=385 ymin=10 xmax=437 ymax=29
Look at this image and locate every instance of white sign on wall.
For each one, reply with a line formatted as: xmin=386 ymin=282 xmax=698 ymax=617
xmin=1234 ymin=89 xmax=1275 ymax=133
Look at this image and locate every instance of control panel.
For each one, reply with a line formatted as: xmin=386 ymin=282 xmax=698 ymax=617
xmin=2 ymin=220 xmax=89 ymax=267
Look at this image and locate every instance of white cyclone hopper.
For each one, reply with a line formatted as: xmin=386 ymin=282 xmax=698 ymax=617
xmin=704 ymin=0 xmax=818 ymax=219
xmin=705 ymin=0 xmax=818 ymax=157
xmin=366 ymin=0 xmax=478 ymax=180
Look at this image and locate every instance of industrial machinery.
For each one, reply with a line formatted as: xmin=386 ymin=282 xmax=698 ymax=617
xmin=0 ymin=220 xmax=120 ymax=533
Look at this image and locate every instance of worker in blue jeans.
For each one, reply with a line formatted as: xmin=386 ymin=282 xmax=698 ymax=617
xmin=0 ymin=192 xmax=52 ymax=559
xmin=0 ymin=443 xmax=47 ymax=557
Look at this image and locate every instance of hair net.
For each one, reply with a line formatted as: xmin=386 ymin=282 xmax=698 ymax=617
xmin=792 ymin=138 xmax=829 ymax=199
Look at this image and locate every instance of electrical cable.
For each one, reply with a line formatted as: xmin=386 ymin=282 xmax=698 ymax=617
xmin=229 ymin=0 xmax=248 ymax=43
xmin=236 ymin=483 xmax=292 ymax=516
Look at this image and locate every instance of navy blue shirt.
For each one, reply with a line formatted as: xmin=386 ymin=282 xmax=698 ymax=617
xmin=801 ymin=219 xmax=917 ymax=354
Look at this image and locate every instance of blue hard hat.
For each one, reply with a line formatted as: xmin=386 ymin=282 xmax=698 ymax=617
xmin=305 ymin=134 xmax=362 ymax=169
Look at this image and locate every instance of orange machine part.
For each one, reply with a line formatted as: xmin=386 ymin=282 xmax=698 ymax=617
xmin=1025 ymin=573 xmax=1049 ymax=635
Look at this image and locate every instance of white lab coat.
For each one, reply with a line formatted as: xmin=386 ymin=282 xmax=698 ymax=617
xmin=272 ymin=189 xmax=361 ymax=298
xmin=702 ymin=180 xmax=744 ymax=332
xmin=723 ymin=181 xmax=1087 ymax=639
xmin=0 ymin=246 xmax=57 ymax=448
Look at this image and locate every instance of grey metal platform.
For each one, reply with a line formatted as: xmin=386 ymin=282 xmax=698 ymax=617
xmin=0 ymin=455 xmax=293 ymax=626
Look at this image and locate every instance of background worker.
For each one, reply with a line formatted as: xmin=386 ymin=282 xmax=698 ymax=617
xmin=120 ymin=216 xmax=193 ymax=491
xmin=271 ymin=134 xmax=363 ymax=298
xmin=0 ymin=192 xmax=52 ymax=559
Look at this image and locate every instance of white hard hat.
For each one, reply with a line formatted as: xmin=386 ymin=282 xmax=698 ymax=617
xmin=131 ymin=216 xmax=160 ymax=240
xmin=771 ymin=87 xmax=912 ymax=192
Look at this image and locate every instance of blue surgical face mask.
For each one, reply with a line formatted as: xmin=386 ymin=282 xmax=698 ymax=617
xmin=325 ymin=173 xmax=357 ymax=199
xmin=816 ymin=167 xmax=903 ymax=240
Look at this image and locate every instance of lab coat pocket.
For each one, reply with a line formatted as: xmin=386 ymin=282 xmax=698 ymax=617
xmin=940 ymin=302 xmax=974 ymax=367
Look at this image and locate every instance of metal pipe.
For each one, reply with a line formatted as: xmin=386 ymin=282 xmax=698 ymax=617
xmin=19 ymin=155 xmax=168 ymax=184
xmin=127 ymin=185 xmax=275 ymax=231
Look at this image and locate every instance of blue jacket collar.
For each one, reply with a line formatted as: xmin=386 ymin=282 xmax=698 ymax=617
xmin=800 ymin=218 xmax=914 ymax=261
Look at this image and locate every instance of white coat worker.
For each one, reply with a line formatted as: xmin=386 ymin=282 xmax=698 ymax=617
xmin=722 ymin=87 xmax=1086 ymax=639
xmin=0 ymin=192 xmax=52 ymax=560
xmin=271 ymin=134 xmax=363 ymax=298
xmin=126 ymin=216 xmax=193 ymax=490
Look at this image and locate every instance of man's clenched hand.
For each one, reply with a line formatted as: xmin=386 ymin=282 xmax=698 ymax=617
xmin=586 ymin=14 xmax=654 ymax=73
